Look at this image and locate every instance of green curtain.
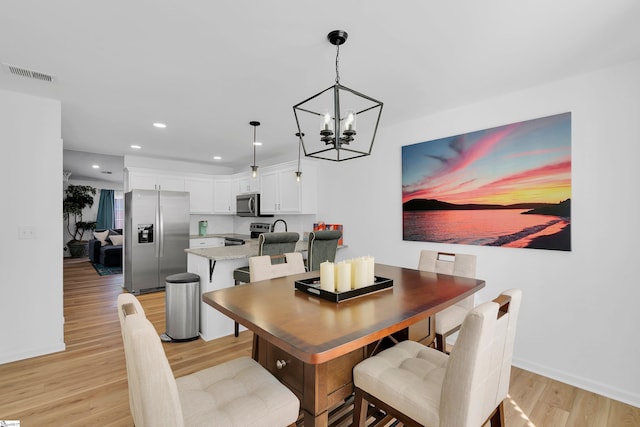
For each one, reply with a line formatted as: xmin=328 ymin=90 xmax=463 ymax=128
xmin=96 ymin=189 xmax=115 ymax=230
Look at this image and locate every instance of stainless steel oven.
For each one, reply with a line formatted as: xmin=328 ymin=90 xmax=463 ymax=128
xmin=250 ymin=222 xmax=271 ymax=238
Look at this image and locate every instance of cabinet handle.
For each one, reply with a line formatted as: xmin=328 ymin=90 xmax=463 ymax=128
xmin=276 ymin=359 xmax=287 ymax=369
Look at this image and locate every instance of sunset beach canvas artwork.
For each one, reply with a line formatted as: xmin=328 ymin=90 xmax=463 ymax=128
xmin=402 ymin=112 xmax=571 ymax=251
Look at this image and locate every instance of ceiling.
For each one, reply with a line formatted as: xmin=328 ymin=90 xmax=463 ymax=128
xmin=2 ymin=1 xmax=640 ymax=183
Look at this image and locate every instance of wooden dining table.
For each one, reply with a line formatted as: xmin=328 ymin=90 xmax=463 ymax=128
xmin=202 ymin=263 xmax=485 ymax=427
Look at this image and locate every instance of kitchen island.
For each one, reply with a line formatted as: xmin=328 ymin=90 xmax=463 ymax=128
xmin=186 ymin=238 xmax=309 ymax=341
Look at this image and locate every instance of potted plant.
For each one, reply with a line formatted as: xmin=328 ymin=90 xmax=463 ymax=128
xmin=63 ymin=184 xmax=97 ymax=257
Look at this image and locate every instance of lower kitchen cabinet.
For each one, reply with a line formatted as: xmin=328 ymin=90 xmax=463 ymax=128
xmin=189 ymin=238 xmax=225 ymax=248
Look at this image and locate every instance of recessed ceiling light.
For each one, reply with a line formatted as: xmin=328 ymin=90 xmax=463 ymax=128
xmin=213 ymin=156 xmax=222 ymax=160
xmin=253 ymin=142 xmax=263 ymax=146
xmin=92 ymin=164 xmax=100 ymax=169
xmin=153 ymin=122 xmax=167 ymax=128
xmin=130 ymin=144 xmax=142 ymax=149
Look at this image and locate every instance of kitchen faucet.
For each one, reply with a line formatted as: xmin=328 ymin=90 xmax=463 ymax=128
xmin=271 ymin=219 xmax=287 ymax=232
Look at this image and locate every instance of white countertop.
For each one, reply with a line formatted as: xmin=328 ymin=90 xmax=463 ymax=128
xmin=185 ymin=239 xmax=308 ymax=261
xmin=189 ymin=233 xmax=251 ymax=240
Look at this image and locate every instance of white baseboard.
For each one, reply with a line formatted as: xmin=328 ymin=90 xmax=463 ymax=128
xmin=0 ymin=343 xmax=66 ymax=365
xmin=512 ymin=357 xmax=640 ymax=409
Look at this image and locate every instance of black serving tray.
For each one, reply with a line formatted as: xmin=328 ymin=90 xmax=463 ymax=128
xmin=294 ymin=276 xmax=393 ymax=302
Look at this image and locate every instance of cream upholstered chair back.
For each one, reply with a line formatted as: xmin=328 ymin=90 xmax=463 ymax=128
xmin=249 ymin=252 xmax=306 ymax=282
xmin=117 ymin=293 xmax=147 ymax=426
xmin=418 ymin=250 xmax=476 ymax=279
xmin=440 ymin=288 xmax=522 ymax=426
xmin=419 ymin=250 xmax=477 ymax=351
xmin=122 ymin=313 xmax=185 ymax=427
xmin=117 ymin=293 xmax=146 ymax=335
xmin=418 ymin=251 xmax=476 ymax=311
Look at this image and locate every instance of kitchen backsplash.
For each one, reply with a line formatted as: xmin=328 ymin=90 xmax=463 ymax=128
xmin=189 ymin=214 xmax=317 ymax=238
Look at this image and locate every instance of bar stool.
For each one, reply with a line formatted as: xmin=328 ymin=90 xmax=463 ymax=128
xmin=306 ymin=229 xmax=342 ymax=271
xmin=232 ymin=231 xmax=299 ymax=336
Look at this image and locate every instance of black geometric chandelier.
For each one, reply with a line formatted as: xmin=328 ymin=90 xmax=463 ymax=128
xmin=293 ymin=30 xmax=383 ymax=162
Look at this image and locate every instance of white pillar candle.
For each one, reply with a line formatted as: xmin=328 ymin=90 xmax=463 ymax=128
xmin=336 ymin=261 xmax=351 ymax=293
xmin=320 ymin=261 xmax=335 ymax=292
xmin=365 ymin=256 xmax=375 ymax=285
xmin=347 ymin=259 xmax=356 ymax=289
xmin=353 ymin=257 xmax=367 ymax=289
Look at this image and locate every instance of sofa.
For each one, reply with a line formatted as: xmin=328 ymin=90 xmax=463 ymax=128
xmin=89 ymin=228 xmax=123 ymax=267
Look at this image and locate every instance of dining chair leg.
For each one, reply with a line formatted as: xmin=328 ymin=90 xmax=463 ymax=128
xmin=435 ymin=332 xmax=446 ymax=352
xmin=488 ymin=401 xmax=505 ymax=427
xmin=234 ymin=279 xmax=242 ymax=337
xmin=352 ymin=388 xmax=368 ymax=427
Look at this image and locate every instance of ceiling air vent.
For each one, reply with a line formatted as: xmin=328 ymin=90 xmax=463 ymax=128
xmin=2 ymin=63 xmax=55 ymax=82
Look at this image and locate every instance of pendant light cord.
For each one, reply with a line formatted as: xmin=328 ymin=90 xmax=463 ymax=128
xmin=297 ymin=135 xmax=302 ymax=171
xmin=335 ymin=43 xmax=340 ymax=84
xmin=253 ymin=125 xmax=256 ymax=165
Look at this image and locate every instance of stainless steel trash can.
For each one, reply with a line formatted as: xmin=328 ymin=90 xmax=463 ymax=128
xmin=163 ymin=272 xmax=200 ymax=342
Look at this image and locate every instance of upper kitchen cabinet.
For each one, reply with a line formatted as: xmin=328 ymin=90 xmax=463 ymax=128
xmin=184 ymin=176 xmax=214 ymax=213
xmin=260 ymin=161 xmax=317 ymax=214
xmin=125 ymin=168 xmax=185 ymax=192
xmin=233 ymin=172 xmax=260 ymax=195
xmin=213 ymin=177 xmax=234 ymax=214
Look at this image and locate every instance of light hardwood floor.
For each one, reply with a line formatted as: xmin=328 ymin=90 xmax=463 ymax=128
xmin=0 ymin=259 xmax=638 ymax=426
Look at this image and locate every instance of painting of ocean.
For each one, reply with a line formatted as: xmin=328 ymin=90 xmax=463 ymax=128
xmin=402 ymin=113 xmax=571 ymax=251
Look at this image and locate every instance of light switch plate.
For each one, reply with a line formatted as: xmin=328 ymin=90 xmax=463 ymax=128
xmin=18 ymin=226 xmax=36 ymax=239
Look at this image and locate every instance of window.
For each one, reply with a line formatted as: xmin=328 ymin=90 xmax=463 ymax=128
xmin=114 ymin=191 xmax=124 ymax=229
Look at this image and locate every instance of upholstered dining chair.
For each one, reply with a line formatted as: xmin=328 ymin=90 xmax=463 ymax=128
xmin=306 ymin=229 xmax=342 ymax=271
xmin=117 ymin=293 xmax=147 ymax=425
xmin=249 ymin=252 xmax=306 ymax=282
xmin=233 ymin=231 xmax=300 ymax=336
xmin=352 ymin=289 xmax=522 ymax=427
xmin=117 ymin=294 xmax=300 ymax=427
xmin=418 ymin=250 xmax=477 ymax=352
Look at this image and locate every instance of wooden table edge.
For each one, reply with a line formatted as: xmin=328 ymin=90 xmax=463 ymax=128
xmin=202 ymin=279 xmax=484 ymax=364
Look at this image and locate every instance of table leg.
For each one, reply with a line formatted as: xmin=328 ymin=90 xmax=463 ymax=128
xmin=302 ymin=363 xmax=329 ymax=426
xmin=303 ymin=410 xmax=329 ymax=427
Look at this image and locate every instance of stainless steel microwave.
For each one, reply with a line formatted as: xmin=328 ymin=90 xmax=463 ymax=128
xmin=236 ymin=193 xmax=261 ymax=217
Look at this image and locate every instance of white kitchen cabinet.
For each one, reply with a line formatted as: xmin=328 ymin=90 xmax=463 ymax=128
xmin=234 ymin=172 xmax=260 ymax=194
xmin=213 ymin=178 xmax=234 ymax=214
xmin=184 ymin=177 xmax=214 ymax=213
xmin=189 ymin=237 xmax=225 ymax=248
xmin=260 ymin=162 xmax=316 ymax=214
xmin=126 ymin=169 xmax=185 ymax=192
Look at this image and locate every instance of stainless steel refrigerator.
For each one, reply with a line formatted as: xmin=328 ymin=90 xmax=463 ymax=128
xmin=124 ymin=189 xmax=190 ymax=294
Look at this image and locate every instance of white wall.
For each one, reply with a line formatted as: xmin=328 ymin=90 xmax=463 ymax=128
xmin=0 ymin=90 xmax=65 ymax=363
xmin=124 ymin=154 xmax=234 ymax=175
xmin=315 ymin=59 xmax=640 ymax=407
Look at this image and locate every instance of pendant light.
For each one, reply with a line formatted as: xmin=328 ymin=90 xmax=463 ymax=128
xmin=295 ymin=132 xmax=304 ymax=182
xmin=249 ymin=121 xmax=260 ymax=178
xmin=293 ymin=30 xmax=383 ymax=162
